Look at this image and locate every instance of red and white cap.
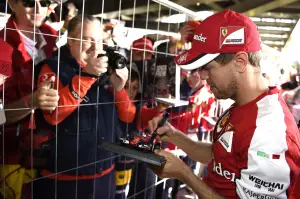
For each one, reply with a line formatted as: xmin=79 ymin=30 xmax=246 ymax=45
xmin=175 ymin=9 xmax=261 ymax=71
xmin=131 ymin=38 xmax=154 ymax=55
xmin=0 ymin=39 xmax=13 ymax=78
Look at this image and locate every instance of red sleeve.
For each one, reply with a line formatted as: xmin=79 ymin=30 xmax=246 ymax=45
xmin=114 ymin=89 xmax=136 ymax=123
xmin=136 ymin=105 xmax=163 ymax=131
xmin=38 ymin=64 xmax=96 ymax=125
xmin=1 ymin=69 xmax=19 ymax=103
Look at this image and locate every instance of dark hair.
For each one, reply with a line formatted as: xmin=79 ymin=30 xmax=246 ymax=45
xmin=129 ymin=69 xmax=139 ymax=83
xmin=67 ymin=14 xmax=99 ymax=35
xmin=214 ymin=52 xmax=261 ymax=68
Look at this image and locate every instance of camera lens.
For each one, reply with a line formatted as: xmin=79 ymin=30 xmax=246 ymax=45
xmin=115 ymin=57 xmax=127 ymax=69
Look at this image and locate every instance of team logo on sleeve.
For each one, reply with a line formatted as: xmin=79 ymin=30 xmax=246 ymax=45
xmin=38 ymin=73 xmax=55 ymax=86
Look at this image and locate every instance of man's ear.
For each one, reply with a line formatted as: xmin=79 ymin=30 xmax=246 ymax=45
xmin=234 ymin=52 xmax=248 ymax=73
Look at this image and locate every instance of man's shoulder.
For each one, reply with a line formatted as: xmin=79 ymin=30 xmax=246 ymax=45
xmin=256 ymin=90 xmax=291 ymax=120
xmin=40 ymin=23 xmax=58 ymax=36
xmin=246 ymin=91 xmax=299 ymax=150
xmin=0 ymin=38 xmax=13 ymax=50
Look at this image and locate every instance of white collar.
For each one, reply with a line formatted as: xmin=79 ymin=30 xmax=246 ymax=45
xmin=18 ymin=29 xmax=47 ymax=49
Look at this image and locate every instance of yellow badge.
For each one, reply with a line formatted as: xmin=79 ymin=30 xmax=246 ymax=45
xmin=221 ymin=28 xmax=228 ymax=37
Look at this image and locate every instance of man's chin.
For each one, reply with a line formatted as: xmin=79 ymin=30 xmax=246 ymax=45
xmin=211 ymin=90 xmax=228 ymax=100
xmin=29 ymin=21 xmax=44 ymax=28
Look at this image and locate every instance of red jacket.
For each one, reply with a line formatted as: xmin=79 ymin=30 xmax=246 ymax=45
xmin=38 ymin=64 xmax=136 ymax=125
xmin=0 ymin=16 xmax=57 ymax=165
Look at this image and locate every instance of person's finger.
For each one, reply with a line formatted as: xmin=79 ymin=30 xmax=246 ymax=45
xmin=147 ymin=164 xmax=163 ymax=176
xmin=39 ymin=103 xmax=58 ymax=109
xmin=40 ymin=76 xmax=55 ymax=89
xmin=148 ymin=117 xmax=160 ymax=133
xmin=85 ymin=49 xmax=96 ymax=58
xmin=41 ymin=89 xmax=59 ymax=97
xmin=115 ymin=67 xmax=128 ymax=80
xmin=96 ymin=63 xmax=108 ymax=74
xmin=148 ymin=119 xmax=154 ymax=133
xmin=154 ymin=149 xmax=161 ymax=155
xmin=41 ymin=107 xmax=56 ymax=111
xmin=97 ymin=55 xmax=109 ymax=63
xmin=38 ymin=95 xmax=60 ymax=103
xmin=96 ymin=50 xmax=106 ymax=58
xmin=156 ymin=125 xmax=169 ymax=136
xmin=38 ymin=102 xmax=58 ymax=111
xmin=154 ymin=149 xmax=170 ymax=157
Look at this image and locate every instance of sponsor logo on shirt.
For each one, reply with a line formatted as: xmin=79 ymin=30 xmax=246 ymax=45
xmin=212 ymin=161 xmax=236 ymax=182
xmin=214 ymin=109 xmax=233 ymax=142
xmin=218 ymin=131 xmax=234 ymax=152
xmin=243 ymin=187 xmax=276 ymax=199
xmin=193 ymin=34 xmax=207 ymax=42
xmin=71 ymin=90 xmax=89 ymax=103
xmin=249 ymin=175 xmax=284 ymax=192
xmin=71 ymin=90 xmax=80 ymax=99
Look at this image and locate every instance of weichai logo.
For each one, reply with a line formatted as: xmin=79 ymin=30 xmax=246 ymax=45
xmin=248 ymin=175 xmax=284 ymax=191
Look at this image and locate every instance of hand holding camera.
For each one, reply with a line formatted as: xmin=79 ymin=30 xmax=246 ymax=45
xmin=109 ymin=67 xmax=128 ymax=92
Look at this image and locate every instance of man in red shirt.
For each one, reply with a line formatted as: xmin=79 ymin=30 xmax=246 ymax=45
xmin=148 ymin=9 xmax=300 ymax=199
xmin=0 ymin=0 xmax=59 ymax=198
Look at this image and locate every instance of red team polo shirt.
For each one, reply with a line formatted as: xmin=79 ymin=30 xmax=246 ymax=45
xmin=203 ymin=87 xmax=300 ymax=199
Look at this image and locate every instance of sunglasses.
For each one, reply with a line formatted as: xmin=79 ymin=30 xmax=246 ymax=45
xmin=22 ymin=0 xmax=51 ymax=8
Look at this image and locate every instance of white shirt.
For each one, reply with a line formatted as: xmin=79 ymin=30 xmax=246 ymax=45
xmin=18 ymin=29 xmax=47 ymax=65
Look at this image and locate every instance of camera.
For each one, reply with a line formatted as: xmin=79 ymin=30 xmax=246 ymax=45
xmin=98 ymin=46 xmax=127 ymax=70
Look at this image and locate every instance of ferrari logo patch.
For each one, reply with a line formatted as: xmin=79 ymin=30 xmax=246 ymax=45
xmin=221 ymin=28 xmax=228 ymax=37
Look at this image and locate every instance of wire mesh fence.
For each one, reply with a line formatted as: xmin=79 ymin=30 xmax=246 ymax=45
xmin=0 ymin=0 xmax=226 ymax=198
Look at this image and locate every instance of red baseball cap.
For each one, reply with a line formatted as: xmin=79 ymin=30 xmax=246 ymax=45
xmin=175 ymin=9 xmax=261 ymax=71
xmin=0 ymin=39 xmax=13 ymax=78
xmin=131 ymin=38 xmax=154 ymax=55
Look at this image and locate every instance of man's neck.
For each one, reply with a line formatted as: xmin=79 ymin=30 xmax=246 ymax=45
xmin=234 ymin=75 xmax=269 ymax=107
xmin=15 ymin=21 xmax=39 ymax=41
xmin=191 ymin=83 xmax=203 ymax=94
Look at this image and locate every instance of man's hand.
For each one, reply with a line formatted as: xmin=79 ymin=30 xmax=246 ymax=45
xmin=180 ymin=24 xmax=197 ymax=44
xmin=148 ymin=116 xmax=178 ymax=142
xmin=149 ymin=150 xmax=187 ymax=180
xmin=34 ymin=76 xmax=59 ymax=111
xmin=83 ymin=50 xmax=108 ymax=77
xmin=109 ymin=67 xmax=128 ymax=92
